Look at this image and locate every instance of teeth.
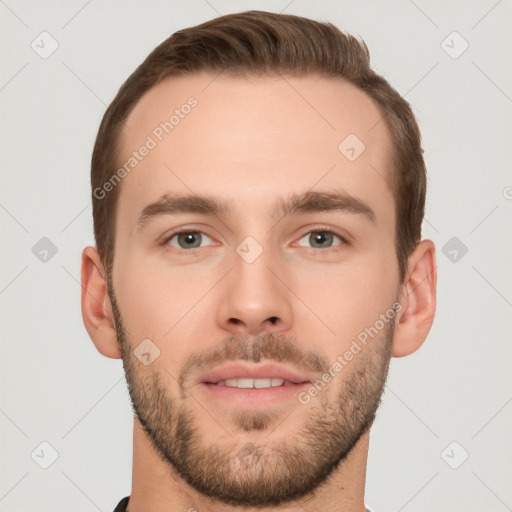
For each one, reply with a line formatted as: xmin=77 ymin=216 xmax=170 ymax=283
xmin=255 ymin=378 xmax=272 ymax=389
xmin=218 ymin=378 xmax=287 ymax=389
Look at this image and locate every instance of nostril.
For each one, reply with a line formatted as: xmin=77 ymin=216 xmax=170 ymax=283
xmin=268 ymin=316 xmax=278 ymax=324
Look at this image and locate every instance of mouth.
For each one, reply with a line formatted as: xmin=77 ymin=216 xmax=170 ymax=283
xmin=198 ymin=362 xmax=312 ymax=386
xmin=214 ymin=378 xmax=300 ymax=388
xmin=196 ymin=363 xmax=312 ymax=407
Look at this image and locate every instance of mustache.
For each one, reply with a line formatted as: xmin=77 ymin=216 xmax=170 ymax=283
xmin=178 ymin=332 xmax=329 ymax=390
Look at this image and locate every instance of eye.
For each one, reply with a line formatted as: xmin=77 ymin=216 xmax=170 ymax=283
xmin=296 ymin=229 xmax=347 ymax=250
xmin=165 ymin=230 xmax=215 ymax=250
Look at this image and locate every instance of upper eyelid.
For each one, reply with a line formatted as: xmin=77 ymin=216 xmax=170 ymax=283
xmin=298 ymin=225 xmax=348 ymax=237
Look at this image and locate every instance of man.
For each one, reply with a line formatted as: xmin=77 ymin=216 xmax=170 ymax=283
xmin=81 ymin=10 xmax=436 ymax=512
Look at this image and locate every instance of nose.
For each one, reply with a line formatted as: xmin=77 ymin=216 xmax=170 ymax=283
xmin=216 ymin=245 xmax=293 ymax=336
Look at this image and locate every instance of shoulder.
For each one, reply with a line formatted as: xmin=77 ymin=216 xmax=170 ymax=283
xmin=113 ymin=496 xmax=130 ymax=512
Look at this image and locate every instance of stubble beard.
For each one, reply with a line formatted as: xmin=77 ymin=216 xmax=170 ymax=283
xmin=108 ymin=284 xmax=394 ymax=507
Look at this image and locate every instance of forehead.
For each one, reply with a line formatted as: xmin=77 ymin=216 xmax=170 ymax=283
xmin=116 ymin=72 xmax=394 ymax=229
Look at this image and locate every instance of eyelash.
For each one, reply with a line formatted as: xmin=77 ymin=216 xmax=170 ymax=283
xmin=161 ymin=226 xmax=349 ymax=255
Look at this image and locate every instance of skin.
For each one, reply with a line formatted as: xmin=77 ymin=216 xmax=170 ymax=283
xmin=81 ymin=72 xmax=437 ymax=512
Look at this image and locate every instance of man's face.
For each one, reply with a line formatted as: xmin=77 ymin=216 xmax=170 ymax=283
xmin=109 ymin=73 xmax=401 ymax=506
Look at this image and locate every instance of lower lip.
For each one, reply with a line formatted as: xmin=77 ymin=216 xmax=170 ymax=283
xmin=199 ymin=382 xmax=310 ymax=407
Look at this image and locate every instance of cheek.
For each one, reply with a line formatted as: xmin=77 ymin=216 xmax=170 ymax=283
xmin=115 ymin=253 xmax=220 ymax=346
xmin=290 ymin=253 xmax=398 ymax=346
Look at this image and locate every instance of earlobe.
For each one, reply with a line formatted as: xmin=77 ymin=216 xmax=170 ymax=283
xmin=81 ymin=246 xmax=122 ymax=359
xmin=392 ymin=239 xmax=437 ymax=358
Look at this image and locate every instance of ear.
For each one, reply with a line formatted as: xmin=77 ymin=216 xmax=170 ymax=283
xmin=81 ymin=246 xmax=122 ymax=359
xmin=392 ymin=239 xmax=437 ymax=358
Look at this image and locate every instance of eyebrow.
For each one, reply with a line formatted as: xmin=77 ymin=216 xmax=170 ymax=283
xmin=136 ymin=190 xmax=377 ymax=231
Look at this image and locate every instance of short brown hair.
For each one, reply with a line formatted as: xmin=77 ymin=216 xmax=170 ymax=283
xmin=91 ymin=10 xmax=426 ymax=283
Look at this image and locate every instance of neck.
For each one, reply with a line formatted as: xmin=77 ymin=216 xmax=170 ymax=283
xmin=127 ymin=416 xmax=369 ymax=512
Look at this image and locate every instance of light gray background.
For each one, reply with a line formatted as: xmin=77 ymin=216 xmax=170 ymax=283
xmin=1 ymin=1 xmax=511 ymax=511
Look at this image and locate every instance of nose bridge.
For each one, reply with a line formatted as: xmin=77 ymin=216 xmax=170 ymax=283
xmin=216 ymin=234 xmax=292 ymax=335
xmin=234 ymin=237 xmax=276 ymax=296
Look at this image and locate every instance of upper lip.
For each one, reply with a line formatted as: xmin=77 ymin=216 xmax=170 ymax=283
xmin=196 ymin=363 xmax=313 ymax=385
